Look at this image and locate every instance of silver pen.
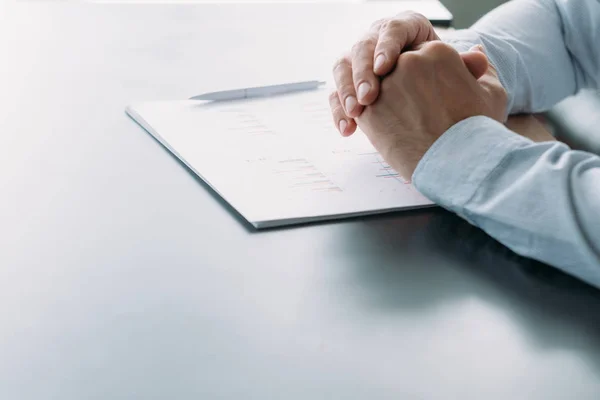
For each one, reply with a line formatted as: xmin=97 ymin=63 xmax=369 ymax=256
xmin=190 ymin=80 xmax=326 ymax=101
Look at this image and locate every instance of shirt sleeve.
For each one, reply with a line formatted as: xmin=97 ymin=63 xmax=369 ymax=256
xmin=413 ymin=0 xmax=600 ymax=285
xmin=413 ymin=116 xmax=600 ymax=287
xmin=443 ymin=0 xmax=600 ymax=115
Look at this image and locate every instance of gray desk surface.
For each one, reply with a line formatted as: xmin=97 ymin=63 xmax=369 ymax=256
xmin=1 ymin=1 xmax=599 ymax=399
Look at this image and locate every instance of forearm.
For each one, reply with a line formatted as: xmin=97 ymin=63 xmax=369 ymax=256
xmin=413 ymin=116 xmax=600 ymax=287
xmin=444 ymin=0 xmax=600 ymax=114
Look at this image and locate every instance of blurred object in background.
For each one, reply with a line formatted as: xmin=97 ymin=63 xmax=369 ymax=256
xmin=439 ymin=0 xmax=507 ymax=28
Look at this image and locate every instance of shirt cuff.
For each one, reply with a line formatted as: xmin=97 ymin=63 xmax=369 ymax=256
xmin=412 ymin=116 xmax=533 ymax=217
xmin=443 ymin=31 xmax=516 ymax=117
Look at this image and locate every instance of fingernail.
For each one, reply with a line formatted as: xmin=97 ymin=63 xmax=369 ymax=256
xmin=357 ymin=82 xmax=371 ymax=102
xmin=470 ymin=44 xmax=485 ymax=53
xmin=345 ymin=96 xmax=357 ymax=114
xmin=374 ymin=54 xmax=386 ymax=71
xmin=339 ymin=119 xmax=348 ymax=134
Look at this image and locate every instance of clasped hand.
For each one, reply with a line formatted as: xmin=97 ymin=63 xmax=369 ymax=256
xmin=329 ymin=12 xmax=508 ymax=179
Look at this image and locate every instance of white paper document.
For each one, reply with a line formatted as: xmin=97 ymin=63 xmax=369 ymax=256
xmin=126 ymin=89 xmax=434 ymax=228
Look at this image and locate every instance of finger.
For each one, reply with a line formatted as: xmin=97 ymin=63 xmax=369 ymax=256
xmin=460 ymin=49 xmax=488 ymax=80
xmin=373 ymin=12 xmax=439 ymax=76
xmin=332 ymin=55 xmax=364 ymax=118
xmin=470 ymin=44 xmax=499 ymax=78
xmin=471 ymin=45 xmax=502 ymax=87
xmin=468 ymin=44 xmax=502 ymax=83
xmin=471 ymin=45 xmax=509 ymax=122
xmin=329 ymin=90 xmax=357 ymax=137
xmin=351 ymin=33 xmax=380 ymax=106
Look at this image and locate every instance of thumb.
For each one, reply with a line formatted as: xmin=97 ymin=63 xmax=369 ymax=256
xmin=460 ymin=44 xmax=489 ymax=80
xmin=469 ymin=44 xmax=508 ymax=122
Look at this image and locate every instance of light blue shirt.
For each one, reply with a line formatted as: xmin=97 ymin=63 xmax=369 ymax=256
xmin=413 ymin=0 xmax=600 ymax=286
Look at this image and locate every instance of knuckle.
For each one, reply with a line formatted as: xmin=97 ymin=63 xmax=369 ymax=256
xmin=410 ymin=12 xmax=429 ymax=24
xmin=335 ymin=78 xmax=356 ymax=98
xmin=351 ymin=38 xmax=376 ymax=56
xmin=424 ymin=40 xmax=453 ymax=54
xmin=328 ymin=90 xmax=339 ymax=103
xmin=376 ymin=35 xmax=397 ymax=49
xmin=332 ymin=56 xmax=350 ymax=73
xmin=352 ymin=61 xmax=373 ymax=76
xmin=370 ymin=18 xmax=385 ymax=30
xmin=395 ymin=10 xmax=428 ymax=25
xmin=380 ymin=18 xmax=403 ymax=33
xmin=423 ymin=41 xmax=458 ymax=62
xmin=398 ymin=51 xmax=423 ymax=71
xmin=332 ymin=106 xmax=345 ymax=119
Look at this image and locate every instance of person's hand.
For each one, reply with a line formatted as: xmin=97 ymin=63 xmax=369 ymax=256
xmin=329 ymin=12 xmax=487 ymax=136
xmin=354 ymin=42 xmax=507 ymax=180
xmin=330 ymin=12 xmax=439 ymax=135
